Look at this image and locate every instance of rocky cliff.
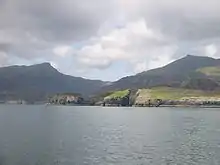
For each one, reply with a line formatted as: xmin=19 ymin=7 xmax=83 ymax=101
xmin=134 ymin=87 xmax=220 ymax=107
xmin=103 ymin=89 xmax=131 ymax=106
xmin=99 ymin=87 xmax=220 ymax=107
xmin=49 ymin=93 xmax=84 ymax=105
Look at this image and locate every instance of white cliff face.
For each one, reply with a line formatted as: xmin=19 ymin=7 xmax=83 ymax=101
xmin=66 ymin=95 xmax=79 ymax=102
xmin=49 ymin=94 xmax=83 ymax=104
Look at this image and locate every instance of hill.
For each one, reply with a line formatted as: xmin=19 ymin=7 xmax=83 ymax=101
xmin=0 ymin=63 xmax=106 ymax=102
xmin=2 ymin=55 xmax=220 ymax=103
xmin=101 ymin=55 xmax=220 ymax=92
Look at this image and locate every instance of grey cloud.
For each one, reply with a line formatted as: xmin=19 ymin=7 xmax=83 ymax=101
xmin=0 ymin=0 xmax=119 ymax=64
xmin=2 ymin=0 xmax=220 ymax=57
xmin=139 ymin=0 xmax=220 ymax=42
xmin=152 ymin=11 xmax=220 ymax=41
xmin=0 ymin=43 xmax=11 ymax=52
xmin=0 ymin=0 xmax=119 ymax=42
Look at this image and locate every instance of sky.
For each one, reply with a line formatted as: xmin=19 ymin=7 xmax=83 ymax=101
xmin=1 ymin=0 xmax=220 ymax=81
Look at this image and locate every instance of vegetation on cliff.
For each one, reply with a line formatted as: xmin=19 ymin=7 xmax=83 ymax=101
xmin=134 ymin=87 xmax=220 ymax=106
xmin=46 ymin=87 xmax=220 ymax=107
xmin=103 ymin=89 xmax=131 ymax=106
xmin=197 ymin=66 xmax=220 ymax=76
xmin=104 ymin=89 xmax=130 ymax=99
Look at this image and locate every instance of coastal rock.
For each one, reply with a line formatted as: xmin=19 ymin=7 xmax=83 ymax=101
xmin=103 ymin=89 xmax=131 ymax=106
xmin=49 ymin=93 xmax=84 ymax=105
xmin=133 ymin=87 xmax=220 ymax=107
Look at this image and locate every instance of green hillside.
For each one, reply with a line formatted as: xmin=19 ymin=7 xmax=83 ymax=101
xmin=101 ymin=55 xmax=220 ymax=92
xmin=135 ymin=87 xmax=220 ymax=105
xmin=197 ymin=66 xmax=220 ymax=76
xmin=104 ymin=89 xmax=130 ymax=100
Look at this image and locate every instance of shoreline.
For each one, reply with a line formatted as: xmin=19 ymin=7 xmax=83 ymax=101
xmin=2 ymin=102 xmax=220 ymax=108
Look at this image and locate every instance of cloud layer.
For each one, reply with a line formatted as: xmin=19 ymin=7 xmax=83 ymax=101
xmin=1 ymin=0 xmax=220 ymax=80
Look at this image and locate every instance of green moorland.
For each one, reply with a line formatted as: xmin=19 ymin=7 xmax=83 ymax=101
xmin=197 ymin=66 xmax=220 ymax=76
xmin=104 ymin=89 xmax=130 ymax=100
xmin=135 ymin=87 xmax=220 ymax=104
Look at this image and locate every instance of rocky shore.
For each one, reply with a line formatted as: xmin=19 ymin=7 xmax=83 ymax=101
xmin=48 ymin=93 xmax=85 ymax=105
xmin=134 ymin=98 xmax=220 ymax=107
xmin=97 ymin=87 xmax=220 ymax=107
xmin=47 ymin=87 xmax=220 ymax=107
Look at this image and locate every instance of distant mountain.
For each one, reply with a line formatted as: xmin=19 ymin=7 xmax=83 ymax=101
xmin=101 ymin=55 xmax=220 ymax=92
xmin=0 ymin=63 xmax=106 ymax=102
xmin=2 ymin=55 xmax=220 ymax=103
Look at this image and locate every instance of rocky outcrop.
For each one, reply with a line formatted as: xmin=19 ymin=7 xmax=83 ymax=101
xmin=104 ymin=96 xmax=129 ymax=106
xmin=103 ymin=89 xmax=131 ymax=106
xmin=134 ymin=99 xmax=163 ymax=107
xmin=158 ymin=98 xmax=220 ymax=106
xmin=49 ymin=93 xmax=84 ymax=105
xmin=134 ymin=98 xmax=220 ymax=107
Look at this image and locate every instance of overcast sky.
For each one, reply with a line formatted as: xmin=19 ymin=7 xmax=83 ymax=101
xmin=1 ymin=0 xmax=220 ymax=80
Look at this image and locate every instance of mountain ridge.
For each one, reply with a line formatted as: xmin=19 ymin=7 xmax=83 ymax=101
xmin=0 ymin=62 xmax=107 ymax=102
xmin=100 ymin=55 xmax=220 ymax=92
xmin=1 ymin=55 xmax=220 ymax=102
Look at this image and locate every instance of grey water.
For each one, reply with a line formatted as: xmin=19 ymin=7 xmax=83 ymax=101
xmin=0 ymin=105 xmax=220 ymax=165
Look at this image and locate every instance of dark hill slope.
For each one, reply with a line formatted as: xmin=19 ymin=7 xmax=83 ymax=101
xmin=0 ymin=63 xmax=106 ymax=102
xmin=101 ymin=55 xmax=220 ymax=91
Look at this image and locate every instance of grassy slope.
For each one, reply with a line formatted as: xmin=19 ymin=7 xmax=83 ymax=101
xmin=135 ymin=87 xmax=220 ymax=104
xmin=104 ymin=89 xmax=130 ymax=100
xmin=197 ymin=66 xmax=220 ymax=76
